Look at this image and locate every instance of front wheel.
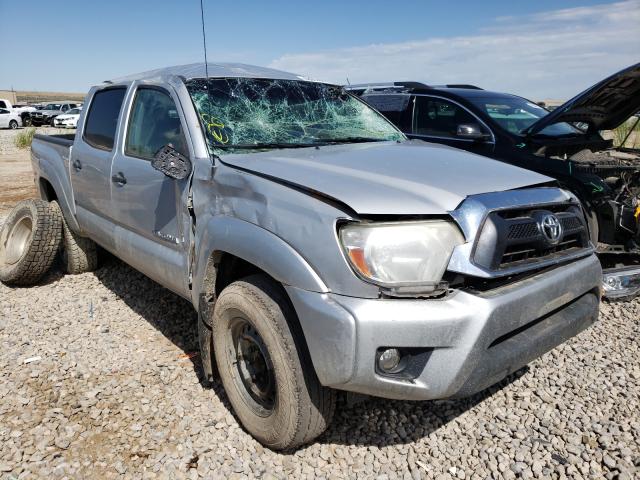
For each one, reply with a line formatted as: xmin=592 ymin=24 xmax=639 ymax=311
xmin=212 ymin=274 xmax=336 ymax=450
xmin=9 ymin=120 xmax=18 ymax=130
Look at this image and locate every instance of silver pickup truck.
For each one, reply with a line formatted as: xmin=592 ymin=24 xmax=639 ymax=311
xmin=0 ymin=63 xmax=602 ymax=450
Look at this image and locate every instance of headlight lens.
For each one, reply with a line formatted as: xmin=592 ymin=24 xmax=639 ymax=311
xmin=339 ymin=220 xmax=465 ymax=290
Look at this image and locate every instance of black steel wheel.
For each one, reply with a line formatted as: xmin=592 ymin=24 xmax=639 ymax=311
xmin=212 ymin=274 xmax=335 ymax=450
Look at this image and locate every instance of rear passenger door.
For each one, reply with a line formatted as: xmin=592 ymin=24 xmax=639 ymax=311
xmin=108 ymin=85 xmax=191 ymax=296
xmin=411 ymin=95 xmax=495 ymax=156
xmin=71 ymin=86 xmax=128 ymax=251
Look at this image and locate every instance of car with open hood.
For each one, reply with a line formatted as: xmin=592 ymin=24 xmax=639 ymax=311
xmin=0 ymin=63 xmax=602 ymax=450
xmin=350 ymin=63 xmax=640 ymax=299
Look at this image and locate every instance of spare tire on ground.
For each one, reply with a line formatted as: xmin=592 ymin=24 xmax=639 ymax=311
xmin=0 ymin=199 xmax=63 ymax=286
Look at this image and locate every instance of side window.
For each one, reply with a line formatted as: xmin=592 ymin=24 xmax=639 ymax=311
xmin=62 ymin=104 xmax=69 ymax=111
xmin=361 ymin=94 xmax=410 ymax=127
xmin=0 ymin=101 xmax=6 ymax=109
xmin=83 ymin=88 xmax=127 ymax=151
xmin=125 ymin=88 xmax=188 ymax=160
xmin=413 ymin=96 xmax=487 ymax=139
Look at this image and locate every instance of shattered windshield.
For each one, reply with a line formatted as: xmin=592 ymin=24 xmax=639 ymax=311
xmin=186 ymin=78 xmax=405 ymax=152
xmin=469 ymin=96 xmax=584 ymax=137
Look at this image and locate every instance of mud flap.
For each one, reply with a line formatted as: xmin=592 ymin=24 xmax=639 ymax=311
xmin=198 ymin=313 xmax=215 ymax=382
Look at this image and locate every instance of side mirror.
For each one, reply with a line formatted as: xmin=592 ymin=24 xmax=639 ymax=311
xmin=456 ymin=123 xmax=490 ymax=140
xmin=151 ymin=144 xmax=192 ymax=180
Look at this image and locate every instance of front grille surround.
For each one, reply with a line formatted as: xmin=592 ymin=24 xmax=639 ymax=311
xmin=472 ymin=204 xmax=591 ymax=272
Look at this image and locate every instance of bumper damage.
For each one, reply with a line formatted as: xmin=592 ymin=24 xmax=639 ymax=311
xmin=287 ymin=254 xmax=602 ymax=401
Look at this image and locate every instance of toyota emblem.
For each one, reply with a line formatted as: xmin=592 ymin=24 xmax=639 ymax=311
xmin=540 ymin=214 xmax=563 ymax=244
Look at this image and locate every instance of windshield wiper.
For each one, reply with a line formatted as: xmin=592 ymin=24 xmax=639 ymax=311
xmin=215 ymin=142 xmax=320 ymax=150
xmin=321 ymin=137 xmax=390 ymax=144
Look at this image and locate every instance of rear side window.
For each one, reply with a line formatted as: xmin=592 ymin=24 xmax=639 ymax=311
xmin=125 ymin=88 xmax=188 ymax=160
xmin=83 ymin=88 xmax=127 ymax=151
xmin=361 ymin=94 xmax=410 ymax=126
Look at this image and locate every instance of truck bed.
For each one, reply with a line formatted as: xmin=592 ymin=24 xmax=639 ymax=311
xmin=33 ymin=133 xmax=76 ymax=147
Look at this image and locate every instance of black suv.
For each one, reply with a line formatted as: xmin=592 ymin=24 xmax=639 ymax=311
xmin=349 ymin=63 xmax=640 ymax=299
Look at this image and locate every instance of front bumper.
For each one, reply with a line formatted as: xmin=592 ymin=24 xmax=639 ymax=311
xmin=287 ymin=254 xmax=601 ymax=400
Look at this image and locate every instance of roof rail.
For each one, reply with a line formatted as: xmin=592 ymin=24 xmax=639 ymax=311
xmin=442 ymin=84 xmax=483 ymax=90
xmin=345 ymin=81 xmax=431 ymax=92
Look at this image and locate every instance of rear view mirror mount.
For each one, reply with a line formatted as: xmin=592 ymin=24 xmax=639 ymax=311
xmin=151 ymin=145 xmax=192 ymax=180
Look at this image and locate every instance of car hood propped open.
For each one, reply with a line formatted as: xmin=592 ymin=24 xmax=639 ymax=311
xmin=524 ymin=62 xmax=640 ymax=136
xmin=219 ymin=140 xmax=551 ymax=215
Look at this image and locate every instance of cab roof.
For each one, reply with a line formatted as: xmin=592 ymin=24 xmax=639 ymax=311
xmin=105 ymin=62 xmax=309 ymax=85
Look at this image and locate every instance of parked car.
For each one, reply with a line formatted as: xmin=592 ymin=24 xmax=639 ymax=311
xmin=349 ymin=63 xmax=640 ymax=299
xmin=30 ymin=102 xmax=81 ymax=126
xmin=0 ymin=108 xmax=22 ymax=129
xmin=0 ymin=63 xmax=602 ymax=450
xmin=0 ymin=99 xmax=35 ymax=126
xmin=54 ymin=107 xmax=82 ymax=128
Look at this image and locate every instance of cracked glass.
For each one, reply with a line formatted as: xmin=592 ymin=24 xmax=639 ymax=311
xmin=186 ymin=78 xmax=405 ymax=153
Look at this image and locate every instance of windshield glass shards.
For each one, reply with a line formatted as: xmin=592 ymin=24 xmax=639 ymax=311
xmin=186 ymin=77 xmax=405 ymax=152
xmin=469 ymin=96 xmax=584 ymax=137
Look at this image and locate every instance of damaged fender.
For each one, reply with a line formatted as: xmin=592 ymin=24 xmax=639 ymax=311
xmin=191 ymin=215 xmax=329 ymax=310
xmin=191 ymin=215 xmax=329 ymax=381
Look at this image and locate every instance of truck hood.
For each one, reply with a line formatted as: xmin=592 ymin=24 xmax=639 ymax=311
xmin=525 ymin=62 xmax=640 ymax=135
xmin=219 ymin=140 xmax=551 ymax=215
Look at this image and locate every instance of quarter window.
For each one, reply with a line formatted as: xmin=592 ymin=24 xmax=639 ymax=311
xmin=125 ymin=88 xmax=188 ymax=160
xmin=83 ymin=88 xmax=127 ymax=151
xmin=413 ymin=96 xmax=487 ymax=139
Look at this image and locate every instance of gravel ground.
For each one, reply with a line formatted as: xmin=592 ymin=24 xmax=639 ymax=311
xmin=0 ymin=255 xmax=638 ymax=479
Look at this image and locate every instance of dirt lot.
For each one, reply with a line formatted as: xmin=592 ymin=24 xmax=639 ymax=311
xmin=0 ymin=128 xmax=639 ymax=479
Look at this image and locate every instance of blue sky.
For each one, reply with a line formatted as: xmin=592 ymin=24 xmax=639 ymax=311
xmin=0 ymin=0 xmax=638 ymax=99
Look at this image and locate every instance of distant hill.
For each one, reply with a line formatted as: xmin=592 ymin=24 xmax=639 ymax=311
xmin=16 ymin=91 xmax=86 ymax=103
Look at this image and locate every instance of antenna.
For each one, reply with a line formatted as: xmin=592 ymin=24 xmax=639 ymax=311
xmin=199 ymin=0 xmax=215 ymax=153
xmin=199 ymin=0 xmax=209 ymax=80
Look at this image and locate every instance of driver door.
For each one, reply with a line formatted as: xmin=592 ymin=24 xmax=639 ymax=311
xmin=411 ymin=95 xmax=495 ymax=156
xmin=109 ymin=85 xmax=192 ymax=297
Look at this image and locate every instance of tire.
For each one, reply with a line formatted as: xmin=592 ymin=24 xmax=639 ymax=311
xmin=50 ymin=201 xmax=98 ymax=274
xmin=212 ymin=274 xmax=336 ymax=450
xmin=50 ymin=118 xmax=56 ymax=127
xmin=0 ymin=199 xmax=63 ymax=286
xmin=9 ymin=120 xmax=18 ymax=130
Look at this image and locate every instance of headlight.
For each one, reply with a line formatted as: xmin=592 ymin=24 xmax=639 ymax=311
xmin=339 ymin=220 xmax=465 ymax=294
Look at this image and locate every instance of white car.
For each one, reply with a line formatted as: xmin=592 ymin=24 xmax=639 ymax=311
xmin=53 ymin=108 xmax=82 ymax=128
xmin=0 ymin=108 xmax=22 ymax=129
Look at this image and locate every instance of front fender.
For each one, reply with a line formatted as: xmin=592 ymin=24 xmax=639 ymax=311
xmin=191 ymin=215 xmax=328 ymax=309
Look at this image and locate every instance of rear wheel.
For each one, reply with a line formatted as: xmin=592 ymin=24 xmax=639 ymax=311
xmin=51 ymin=201 xmax=98 ymax=274
xmin=212 ymin=274 xmax=336 ymax=450
xmin=9 ymin=120 xmax=18 ymax=130
xmin=0 ymin=199 xmax=63 ymax=286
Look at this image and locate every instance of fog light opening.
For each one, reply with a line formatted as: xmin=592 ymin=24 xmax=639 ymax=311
xmin=377 ymin=348 xmax=402 ymax=373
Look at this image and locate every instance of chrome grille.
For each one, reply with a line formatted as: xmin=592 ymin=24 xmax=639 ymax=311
xmin=473 ymin=204 xmax=591 ymax=272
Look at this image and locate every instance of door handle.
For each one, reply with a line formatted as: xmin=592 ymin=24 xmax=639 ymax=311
xmin=111 ymin=172 xmax=127 ymax=186
xmin=72 ymin=159 xmax=82 ymax=171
